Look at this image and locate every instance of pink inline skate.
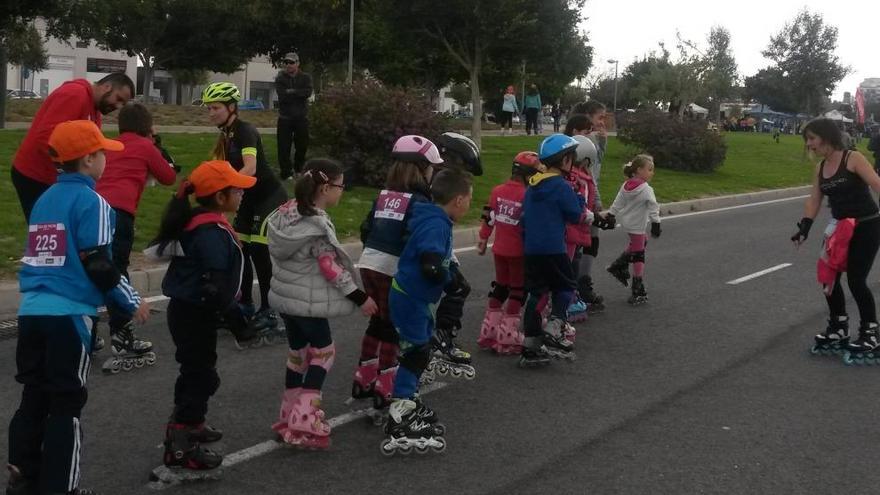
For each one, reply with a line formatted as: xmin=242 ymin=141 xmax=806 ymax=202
xmin=478 ymin=308 xmax=502 ymax=350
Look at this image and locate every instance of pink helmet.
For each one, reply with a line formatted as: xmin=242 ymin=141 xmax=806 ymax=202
xmin=391 ymin=135 xmax=444 ymax=165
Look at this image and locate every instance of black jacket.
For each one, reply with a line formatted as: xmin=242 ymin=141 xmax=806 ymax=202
xmin=275 ymin=70 xmax=313 ymax=119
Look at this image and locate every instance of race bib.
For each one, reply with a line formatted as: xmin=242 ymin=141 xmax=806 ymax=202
xmin=494 ymin=198 xmax=522 ymax=226
xmin=22 ymin=223 xmax=67 ymax=267
xmin=374 ymin=190 xmax=412 ymax=221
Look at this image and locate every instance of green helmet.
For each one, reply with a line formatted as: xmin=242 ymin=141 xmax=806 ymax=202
xmin=201 ymin=82 xmax=241 ymax=104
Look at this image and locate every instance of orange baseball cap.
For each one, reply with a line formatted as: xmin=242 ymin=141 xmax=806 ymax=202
xmin=47 ymin=120 xmax=124 ymax=162
xmin=189 ymin=160 xmax=257 ymax=197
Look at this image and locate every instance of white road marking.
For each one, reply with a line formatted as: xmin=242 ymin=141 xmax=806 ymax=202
xmin=662 ymin=195 xmax=808 ymax=221
xmin=726 ymin=263 xmax=793 ymax=285
xmin=146 ymin=381 xmax=449 ymax=490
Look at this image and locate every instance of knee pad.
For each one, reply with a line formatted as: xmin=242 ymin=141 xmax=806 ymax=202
xmin=586 ymin=237 xmax=599 ymax=257
xmin=488 ymin=282 xmax=510 ymax=302
xmin=376 ymin=320 xmax=399 ymax=343
xmin=397 ymin=342 xmax=432 ymax=374
xmin=628 ymin=251 xmax=645 ymax=263
xmin=446 ymin=270 xmax=471 ymax=300
xmin=307 ymin=343 xmax=336 ymax=372
xmin=286 ymin=347 xmax=308 ymax=374
xmin=47 ymin=388 xmax=88 ymax=417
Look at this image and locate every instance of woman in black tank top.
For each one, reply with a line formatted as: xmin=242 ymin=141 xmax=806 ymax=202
xmin=792 ymin=118 xmax=880 ymax=365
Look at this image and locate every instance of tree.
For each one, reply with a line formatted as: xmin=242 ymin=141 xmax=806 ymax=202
xmin=169 ymin=68 xmax=209 ymax=104
xmin=743 ymin=67 xmax=798 ymax=114
xmin=697 ymin=26 xmax=738 ymax=122
xmin=449 ymin=83 xmax=471 ymax=108
xmin=380 ymin=0 xmax=590 ymax=148
xmin=0 ymin=0 xmax=99 ymax=127
xmin=761 ymin=9 xmax=849 ymax=115
xmin=93 ymin=0 xmax=255 ymax=101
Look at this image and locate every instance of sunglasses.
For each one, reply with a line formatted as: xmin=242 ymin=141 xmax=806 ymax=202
xmin=327 ymin=183 xmax=345 ymax=189
xmin=284 ymin=59 xmax=299 ymax=65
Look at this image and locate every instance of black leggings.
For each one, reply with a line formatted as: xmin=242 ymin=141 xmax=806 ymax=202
xmin=826 ymin=218 xmax=880 ymax=324
xmin=240 ymin=242 xmax=272 ymax=309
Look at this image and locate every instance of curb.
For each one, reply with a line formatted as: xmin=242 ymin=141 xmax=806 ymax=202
xmin=0 ymin=185 xmax=811 ymax=317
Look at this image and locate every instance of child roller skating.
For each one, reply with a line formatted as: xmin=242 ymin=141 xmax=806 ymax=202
xmin=520 ymin=134 xmax=586 ymax=367
xmin=96 ymin=103 xmax=178 ymax=373
xmin=151 ymin=160 xmax=257 ymax=470
xmin=382 ymin=168 xmax=473 ymax=455
xmin=477 ymin=151 xmax=541 ymax=354
xmin=563 ymin=136 xmax=600 ymax=324
xmin=350 ymin=135 xmax=441 ymax=420
xmin=8 ymin=121 xmax=150 ymax=495
xmin=601 ymin=154 xmax=661 ymax=305
xmin=267 ymin=160 xmax=377 ymax=449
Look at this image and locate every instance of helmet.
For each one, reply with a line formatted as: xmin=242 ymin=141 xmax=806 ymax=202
xmin=391 ymin=135 xmax=444 ymax=166
xmin=572 ymin=135 xmax=598 ymax=167
xmin=436 ymin=132 xmax=482 ymax=176
xmin=538 ymin=133 xmax=579 ymax=164
xmin=201 ymin=82 xmax=241 ymax=104
xmin=512 ymin=151 xmax=540 ymax=176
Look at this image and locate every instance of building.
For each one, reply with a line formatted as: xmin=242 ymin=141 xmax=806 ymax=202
xmin=843 ymin=92 xmax=852 ymax=105
xmin=861 ymin=78 xmax=880 ymax=104
xmin=5 ymin=20 xmax=137 ymax=98
xmin=6 ymin=20 xmax=283 ymax=109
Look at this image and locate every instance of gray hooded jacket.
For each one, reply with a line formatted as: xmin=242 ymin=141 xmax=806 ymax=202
xmin=268 ymin=202 xmax=361 ymax=317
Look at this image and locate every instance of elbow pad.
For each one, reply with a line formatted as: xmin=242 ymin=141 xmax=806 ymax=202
xmin=419 ymin=252 xmax=447 ymax=284
xmin=80 ymin=249 xmax=121 ymax=292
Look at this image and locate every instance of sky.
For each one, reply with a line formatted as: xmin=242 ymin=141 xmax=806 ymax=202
xmin=581 ymin=0 xmax=878 ymax=102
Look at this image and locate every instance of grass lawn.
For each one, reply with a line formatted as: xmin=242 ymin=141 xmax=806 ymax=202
xmin=0 ymin=129 xmax=871 ymax=277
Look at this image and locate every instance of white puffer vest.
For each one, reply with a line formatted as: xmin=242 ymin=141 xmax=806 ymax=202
xmin=267 ymin=202 xmax=361 ymax=318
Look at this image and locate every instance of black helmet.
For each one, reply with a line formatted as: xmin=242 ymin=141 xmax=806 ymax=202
xmin=435 ymin=132 xmax=482 ymax=176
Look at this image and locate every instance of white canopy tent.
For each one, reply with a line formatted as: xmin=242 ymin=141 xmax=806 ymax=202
xmin=688 ymin=103 xmax=709 ymax=115
xmin=823 ymin=109 xmax=853 ymax=123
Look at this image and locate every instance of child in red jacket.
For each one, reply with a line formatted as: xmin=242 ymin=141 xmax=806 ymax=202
xmin=476 ymin=152 xmax=542 ymax=354
xmin=96 ymin=102 xmax=177 ymax=372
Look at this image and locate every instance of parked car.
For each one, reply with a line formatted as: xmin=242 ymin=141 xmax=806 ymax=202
xmin=238 ymin=99 xmax=265 ymax=111
xmin=8 ymin=90 xmax=40 ymax=99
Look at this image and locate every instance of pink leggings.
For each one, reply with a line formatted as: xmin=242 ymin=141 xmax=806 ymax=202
xmin=489 ymin=255 xmax=525 ymax=315
xmin=626 ymin=234 xmax=647 ymax=278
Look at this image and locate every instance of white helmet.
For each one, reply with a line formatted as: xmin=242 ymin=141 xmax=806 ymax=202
xmin=572 ymin=135 xmax=598 ymax=167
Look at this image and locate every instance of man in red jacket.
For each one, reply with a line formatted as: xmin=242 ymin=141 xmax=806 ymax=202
xmin=12 ymin=72 xmax=134 ymax=222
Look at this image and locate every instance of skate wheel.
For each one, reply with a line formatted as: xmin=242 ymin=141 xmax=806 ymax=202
xmin=380 ymin=439 xmax=396 ymax=457
xmin=431 ymin=436 xmax=446 ymax=453
xmin=398 ymin=443 xmax=413 ymax=455
xmin=433 ymin=423 xmax=446 ymax=436
xmin=122 ymin=360 xmax=134 ymax=371
xmin=464 ymin=368 xmax=476 ymax=380
xmin=102 ymin=360 xmax=121 ymax=374
xmin=415 ymin=443 xmax=429 ymax=454
xmin=134 ymin=357 xmax=145 ymax=368
xmin=450 ymin=367 xmax=462 ymax=378
xmin=145 ymin=353 xmax=157 ymax=365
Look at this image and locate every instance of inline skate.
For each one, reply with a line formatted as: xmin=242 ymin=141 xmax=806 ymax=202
xmin=810 ymin=316 xmax=849 ymax=356
xmin=101 ymin=322 xmax=156 ymax=373
xmin=380 ymin=399 xmax=446 ymax=456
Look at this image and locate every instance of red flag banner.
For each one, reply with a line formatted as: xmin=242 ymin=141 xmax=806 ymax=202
xmin=856 ymin=87 xmax=866 ymax=125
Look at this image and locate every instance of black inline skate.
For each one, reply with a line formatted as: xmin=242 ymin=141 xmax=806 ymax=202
xmin=519 ymin=336 xmax=552 ymax=368
xmin=607 ymin=252 xmax=631 ymax=287
xmin=429 ymin=326 xmax=476 ymax=380
xmin=810 ymin=315 xmax=849 ymax=356
xmin=843 ymin=322 xmax=880 ymax=366
xmin=163 ymin=423 xmax=223 ymax=470
xmin=578 ymin=276 xmax=605 ymax=314
xmin=380 ymin=399 xmax=446 ymax=456
xmin=543 ymin=317 xmax=576 ymax=360
xmin=249 ymin=308 xmax=285 ymax=346
xmin=101 ymin=322 xmax=157 ymax=374
xmin=628 ymin=277 xmax=648 ymax=305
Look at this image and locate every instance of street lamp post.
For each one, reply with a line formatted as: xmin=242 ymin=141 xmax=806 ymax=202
xmin=607 ymin=59 xmax=618 ymax=112
xmin=347 ymin=0 xmax=354 ymax=84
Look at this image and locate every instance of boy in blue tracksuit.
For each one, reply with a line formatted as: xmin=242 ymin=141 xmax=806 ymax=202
xmin=520 ymin=134 xmax=585 ymax=367
xmin=7 ymin=120 xmax=150 ymax=495
xmin=381 ymin=168 xmax=472 ymax=456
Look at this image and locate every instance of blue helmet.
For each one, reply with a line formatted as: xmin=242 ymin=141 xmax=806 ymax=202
xmin=538 ymin=133 xmax=579 ymax=164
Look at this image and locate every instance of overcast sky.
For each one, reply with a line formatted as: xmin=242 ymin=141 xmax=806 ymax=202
xmin=581 ymin=0 xmax=878 ymax=101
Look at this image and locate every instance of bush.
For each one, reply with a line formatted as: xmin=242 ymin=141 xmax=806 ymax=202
xmin=310 ymin=81 xmax=445 ymax=187
xmin=617 ymin=110 xmax=727 ymax=173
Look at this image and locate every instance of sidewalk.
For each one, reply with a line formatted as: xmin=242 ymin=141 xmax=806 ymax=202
xmin=0 ymin=185 xmax=809 ymax=317
xmin=2 ymin=121 xmax=616 ymax=137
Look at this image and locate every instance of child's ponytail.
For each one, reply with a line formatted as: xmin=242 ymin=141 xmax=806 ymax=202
xmin=152 ymin=180 xmax=196 ymax=254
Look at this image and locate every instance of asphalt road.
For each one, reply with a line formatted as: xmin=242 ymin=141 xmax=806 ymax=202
xmin=2 ymin=195 xmax=879 ymax=495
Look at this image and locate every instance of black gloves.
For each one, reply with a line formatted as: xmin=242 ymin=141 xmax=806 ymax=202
xmin=791 ymin=217 xmax=814 ymax=243
xmin=593 ymin=214 xmax=616 ymax=230
xmin=651 ymin=222 xmax=661 ymax=238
